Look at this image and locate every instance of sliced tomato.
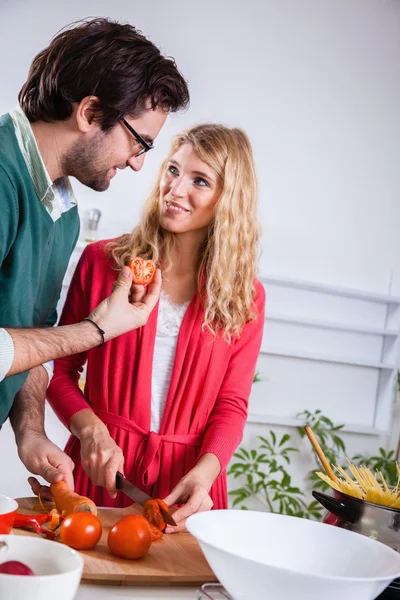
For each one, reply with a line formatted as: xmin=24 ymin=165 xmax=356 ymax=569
xmin=149 ymin=523 xmax=163 ymax=541
xmin=143 ymin=498 xmax=172 ymax=533
xmin=128 ymin=257 xmax=156 ymax=285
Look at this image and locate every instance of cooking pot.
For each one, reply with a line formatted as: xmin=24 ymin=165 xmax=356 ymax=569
xmin=313 ymin=489 xmax=400 ymax=551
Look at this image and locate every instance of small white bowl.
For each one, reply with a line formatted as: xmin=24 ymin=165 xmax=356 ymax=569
xmin=0 ymin=534 xmax=83 ymax=600
xmin=187 ymin=510 xmax=400 ymax=600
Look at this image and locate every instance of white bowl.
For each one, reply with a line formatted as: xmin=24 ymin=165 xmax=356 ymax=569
xmin=187 ymin=510 xmax=400 ymax=600
xmin=0 ymin=534 xmax=84 ymax=600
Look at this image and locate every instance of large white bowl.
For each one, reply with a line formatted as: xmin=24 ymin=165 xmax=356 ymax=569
xmin=187 ymin=510 xmax=400 ymax=600
xmin=0 ymin=534 xmax=84 ymax=600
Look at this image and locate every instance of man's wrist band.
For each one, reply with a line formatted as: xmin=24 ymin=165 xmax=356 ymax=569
xmin=81 ymin=318 xmax=105 ymax=347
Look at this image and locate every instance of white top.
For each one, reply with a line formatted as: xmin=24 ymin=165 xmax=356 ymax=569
xmin=151 ymin=290 xmax=190 ymax=432
xmin=0 ymin=329 xmax=14 ymax=382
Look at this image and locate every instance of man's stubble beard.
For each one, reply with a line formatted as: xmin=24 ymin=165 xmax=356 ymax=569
xmin=62 ymin=130 xmax=112 ymax=192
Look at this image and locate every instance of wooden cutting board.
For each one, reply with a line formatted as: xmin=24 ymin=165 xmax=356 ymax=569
xmin=14 ymin=497 xmax=218 ymax=587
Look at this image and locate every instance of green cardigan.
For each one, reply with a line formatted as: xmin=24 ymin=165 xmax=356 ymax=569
xmin=0 ymin=113 xmax=80 ymax=424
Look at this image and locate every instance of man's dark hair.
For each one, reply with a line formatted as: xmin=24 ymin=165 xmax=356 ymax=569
xmin=19 ymin=18 xmax=189 ymax=130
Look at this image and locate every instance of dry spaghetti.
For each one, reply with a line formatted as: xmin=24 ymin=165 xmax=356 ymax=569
xmin=316 ymin=462 xmax=400 ymax=509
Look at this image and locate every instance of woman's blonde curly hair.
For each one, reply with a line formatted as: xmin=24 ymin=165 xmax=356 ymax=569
xmin=107 ymin=123 xmax=260 ymax=340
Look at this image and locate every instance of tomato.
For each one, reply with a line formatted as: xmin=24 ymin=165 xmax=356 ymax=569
xmin=60 ymin=512 xmax=102 ymax=551
xmin=108 ymin=515 xmax=152 ymax=560
xmin=143 ymin=498 xmax=170 ymax=533
xmin=128 ymin=257 xmax=156 ymax=285
xmin=149 ymin=522 xmax=163 ymax=541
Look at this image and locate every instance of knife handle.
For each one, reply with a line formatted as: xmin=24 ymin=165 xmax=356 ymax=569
xmin=115 ymin=471 xmax=124 ymax=490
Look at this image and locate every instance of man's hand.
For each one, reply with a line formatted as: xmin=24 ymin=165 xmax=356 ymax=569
xmin=5 ymin=267 xmax=161 ymax=378
xmin=89 ymin=266 xmax=161 ymax=341
xmin=28 ymin=476 xmax=53 ymax=501
xmin=18 ymin=433 xmax=75 ymax=490
xmin=9 ymin=366 xmax=74 ymax=490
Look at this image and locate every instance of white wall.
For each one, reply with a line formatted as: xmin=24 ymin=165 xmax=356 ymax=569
xmin=0 ymin=0 xmax=399 ymax=500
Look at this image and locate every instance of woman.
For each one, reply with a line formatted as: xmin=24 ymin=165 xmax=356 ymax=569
xmin=46 ymin=123 xmax=265 ymax=532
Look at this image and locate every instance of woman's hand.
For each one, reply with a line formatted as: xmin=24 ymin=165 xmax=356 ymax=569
xmin=163 ymin=477 xmax=213 ymax=533
xmin=162 ymin=453 xmax=221 ymax=533
xmin=79 ymin=427 xmax=124 ymax=498
xmin=69 ymin=409 xmax=124 ymax=499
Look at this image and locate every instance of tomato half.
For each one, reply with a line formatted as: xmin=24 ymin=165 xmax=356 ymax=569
xmin=60 ymin=512 xmax=102 ymax=550
xmin=149 ymin=523 xmax=163 ymax=541
xmin=128 ymin=257 xmax=156 ymax=285
xmin=143 ymin=498 xmax=171 ymax=533
xmin=108 ymin=515 xmax=152 ymax=560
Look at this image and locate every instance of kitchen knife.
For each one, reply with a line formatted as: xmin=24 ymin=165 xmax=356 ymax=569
xmin=115 ymin=472 xmax=177 ymax=527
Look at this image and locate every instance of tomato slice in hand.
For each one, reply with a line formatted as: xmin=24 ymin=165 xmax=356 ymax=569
xmin=129 ymin=257 xmax=156 ymax=285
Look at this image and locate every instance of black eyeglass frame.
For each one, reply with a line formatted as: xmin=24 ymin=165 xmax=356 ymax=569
xmin=121 ymin=118 xmax=154 ymax=157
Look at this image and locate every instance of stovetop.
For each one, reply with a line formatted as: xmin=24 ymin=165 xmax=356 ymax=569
xmin=378 ymin=579 xmax=400 ymax=600
xmin=197 ymin=580 xmax=400 ymax=599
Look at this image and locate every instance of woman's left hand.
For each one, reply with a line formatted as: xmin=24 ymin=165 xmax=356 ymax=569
xmin=162 ymin=475 xmax=214 ymax=533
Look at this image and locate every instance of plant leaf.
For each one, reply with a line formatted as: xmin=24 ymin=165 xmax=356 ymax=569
xmin=279 ymin=434 xmax=291 ymax=447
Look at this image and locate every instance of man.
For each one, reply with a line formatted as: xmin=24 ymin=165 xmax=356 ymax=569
xmin=0 ymin=18 xmax=189 ymax=490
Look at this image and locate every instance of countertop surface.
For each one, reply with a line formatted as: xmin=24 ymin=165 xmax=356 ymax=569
xmin=74 ymin=582 xmax=399 ymax=600
xmin=75 ymin=584 xmax=201 ymax=599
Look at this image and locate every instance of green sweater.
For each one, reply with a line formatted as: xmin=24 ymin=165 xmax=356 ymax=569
xmin=0 ymin=113 xmax=80 ymax=424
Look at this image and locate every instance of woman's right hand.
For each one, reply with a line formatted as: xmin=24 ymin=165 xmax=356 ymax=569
xmin=79 ymin=427 xmax=124 ymax=499
xmin=69 ymin=409 xmax=124 ymax=499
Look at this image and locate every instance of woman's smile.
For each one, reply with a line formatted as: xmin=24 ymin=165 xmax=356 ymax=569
xmin=165 ymin=200 xmax=190 ymax=215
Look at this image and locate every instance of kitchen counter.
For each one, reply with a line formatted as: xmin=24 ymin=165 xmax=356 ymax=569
xmin=76 ymin=584 xmax=200 ymax=599
xmin=75 ymin=582 xmax=399 ymax=600
xmin=74 ymin=582 xmax=400 ymax=600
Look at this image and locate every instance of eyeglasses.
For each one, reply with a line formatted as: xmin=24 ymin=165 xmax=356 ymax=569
xmin=121 ymin=118 xmax=154 ymax=157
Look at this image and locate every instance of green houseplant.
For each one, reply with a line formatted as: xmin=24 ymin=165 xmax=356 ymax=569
xmin=228 ymin=430 xmax=323 ymax=518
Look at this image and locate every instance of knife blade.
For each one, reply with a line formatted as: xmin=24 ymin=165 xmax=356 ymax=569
xmin=115 ymin=472 xmax=177 ymax=527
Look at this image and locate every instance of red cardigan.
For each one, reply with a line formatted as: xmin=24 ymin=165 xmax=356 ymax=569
xmin=47 ymin=240 xmax=266 ymax=509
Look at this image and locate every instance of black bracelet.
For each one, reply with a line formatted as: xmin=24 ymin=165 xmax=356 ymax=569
xmin=81 ymin=318 xmax=105 ymax=347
